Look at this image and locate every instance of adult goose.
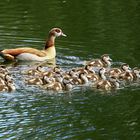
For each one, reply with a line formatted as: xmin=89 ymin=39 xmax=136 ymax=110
xmin=0 ymin=28 xmax=66 ymax=61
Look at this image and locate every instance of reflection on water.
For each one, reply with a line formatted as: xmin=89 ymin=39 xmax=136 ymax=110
xmin=0 ymin=0 xmax=140 ymax=139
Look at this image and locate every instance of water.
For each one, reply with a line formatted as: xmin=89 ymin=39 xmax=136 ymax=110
xmin=0 ymin=0 xmax=140 ymax=139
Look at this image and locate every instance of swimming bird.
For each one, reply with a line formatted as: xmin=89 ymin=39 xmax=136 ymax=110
xmin=62 ymin=77 xmax=73 ymax=91
xmin=0 ymin=84 xmax=8 ymax=92
xmin=26 ymin=77 xmax=43 ymax=85
xmin=107 ymin=63 xmax=131 ymax=78
xmin=119 ymin=71 xmax=134 ymax=82
xmin=98 ymin=67 xmax=107 ymax=80
xmin=78 ymin=72 xmax=89 ymax=84
xmin=91 ymin=67 xmax=108 ymax=87
xmin=86 ymin=54 xmax=112 ymax=68
xmin=0 ymin=65 xmax=9 ymax=74
xmin=42 ymin=81 xmax=63 ymax=91
xmin=96 ymin=77 xmax=120 ymax=90
xmin=6 ymin=81 xmax=16 ymax=92
xmin=132 ymin=67 xmax=140 ymax=80
xmin=25 ymin=66 xmax=45 ymax=76
xmin=0 ymin=28 xmax=66 ymax=61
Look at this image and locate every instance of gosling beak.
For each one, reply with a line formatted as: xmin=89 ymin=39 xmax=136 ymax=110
xmin=61 ymin=32 xmax=67 ymax=37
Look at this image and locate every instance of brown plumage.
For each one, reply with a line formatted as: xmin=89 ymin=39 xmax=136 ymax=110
xmin=86 ymin=54 xmax=112 ymax=67
xmin=107 ymin=63 xmax=131 ymax=78
xmin=0 ymin=28 xmax=66 ymax=61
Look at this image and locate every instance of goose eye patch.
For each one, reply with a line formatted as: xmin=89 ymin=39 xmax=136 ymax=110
xmin=55 ymin=29 xmax=61 ymax=33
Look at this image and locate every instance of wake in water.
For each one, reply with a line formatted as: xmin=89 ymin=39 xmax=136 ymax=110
xmin=0 ymin=54 xmax=140 ymax=94
xmin=10 ymin=54 xmax=140 ymax=93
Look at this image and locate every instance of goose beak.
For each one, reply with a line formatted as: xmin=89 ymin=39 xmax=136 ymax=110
xmin=61 ymin=32 xmax=67 ymax=37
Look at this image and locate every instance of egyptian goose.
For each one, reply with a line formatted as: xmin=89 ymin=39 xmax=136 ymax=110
xmin=0 ymin=65 xmax=9 ymax=74
xmin=6 ymin=81 xmax=16 ymax=92
xmin=62 ymin=77 xmax=73 ymax=91
xmin=42 ymin=81 xmax=63 ymax=91
xmin=26 ymin=77 xmax=44 ymax=85
xmin=132 ymin=67 xmax=140 ymax=80
xmin=78 ymin=72 xmax=89 ymax=84
xmin=0 ymin=28 xmax=66 ymax=61
xmin=86 ymin=54 xmax=112 ymax=68
xmin=25 ymin=66 xmax=45 ymax=76
xmin=0 ymin=76 xmax=16 ymax=92
xmin=107 ymin=63 xmax=131 ymax=78
xmin=92 ymin=67 xmax=108 ymax=87
xmin=96 ymin=77 xmax=120 ymax=90
xmin=119 ymin=71 xmax=134 ymax=82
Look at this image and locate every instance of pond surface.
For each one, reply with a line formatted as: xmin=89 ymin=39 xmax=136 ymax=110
xmin=0 ymin=0 xmax=140 ymax=139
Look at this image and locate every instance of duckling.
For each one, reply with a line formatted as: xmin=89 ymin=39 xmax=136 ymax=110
xmin=98 ymin=67 xmax=107 ymax=80
xmin=70 ymin=76 xmax=81 ymax=85
xmin=68 ymin=70 xmax=89 ymax=85
xmin=67 ymin=68 xmax=79 ymax=78
xmin=118 ymin=67 xmax=139 ymax=82
xmin=54 ymin=74 xmax=63 ymax=83
xmin=62 ymin=77 xmax=73 ymax=91
xmin=86 ymin=54 xmax=112 ymax=67
xmin=96 ymin=77 xmax=120 ymax=90
xmin=25 ymin=66 xmax=45 ymax=76
xmin=42 ymin=76 xmax=55 ymax=84
xmin=6 ymin=81 xmax=16 ymax=92
xmin=0 ymin=28 xmax=66 ymax=61
xmin=0 ymin=73 xmax=6 ymax=80
xmin=42 ymin=70 xmax=55 ymax=78
xmin=0 ymin=84 xmax=8 ymax=92
xmin=0 ymin=65 xmax=9 ymax=74
xmin=121 ymin=63 xmax=131 ymax=72
xmin=119 ymin=71 xmax=134 ymax=82
xmin=65 ymin=69 xmax=80 ymax=85
xmin=53 ymin=66 xmax=63 ymax=74
xmin=41 ymin=66 xmax=63 ymax=78
xmin=86 ymin=73 xmax=99 ymax=82
xmin=26 ymin=77 xmax=43 ymax=85
xmin=71 ymin=66 xmax=89 ymax=76
xmin=43 ymin=81 xmax=63 ymax=91
xmin=132 ymin=67 xmax=140 ymax=80
xmin=0 ymin=77 xmax=5 ymax=85
xmin=107 ymin=63 xmax=131 ymax=78
xmin=84 ymin=65 xmax=95 ymax=74
xmin=4 ymin=74 xmax=13 ymax=83
xmin=109 ymin=77 xmax=120 ymax=89
xmin=83 ymin=65 xmax=99 ymax=82
xmin=91 ymin=67 xmax=107 ymax=86
xmin=78 ymin=72 xmax=89 ymax=84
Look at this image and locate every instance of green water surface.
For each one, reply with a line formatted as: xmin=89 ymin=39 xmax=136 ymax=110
xmin=0 ymin=0 xmax=140 ymax=139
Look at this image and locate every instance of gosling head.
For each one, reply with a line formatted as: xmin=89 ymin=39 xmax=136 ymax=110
xmin=101 ymin=54 xmax=112 ymax=62
xmin=121 ymin=63 xmax=131 ymax=72
xmin=133 ymin=67 xmax=140 ymax=78
xmin=99 ymin=67 xmax=107 ymax=80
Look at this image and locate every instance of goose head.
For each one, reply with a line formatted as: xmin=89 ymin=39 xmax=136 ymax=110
xmin=49 ymin=28 xmax=66 ymax=37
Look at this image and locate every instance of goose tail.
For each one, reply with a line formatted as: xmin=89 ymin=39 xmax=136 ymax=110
xmin=0 ymin=51 xmax=15 ymax=61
